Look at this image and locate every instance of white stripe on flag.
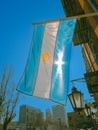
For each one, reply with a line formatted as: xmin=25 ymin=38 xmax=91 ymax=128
xmin=33 ymin=22 xmax=59 ymax=98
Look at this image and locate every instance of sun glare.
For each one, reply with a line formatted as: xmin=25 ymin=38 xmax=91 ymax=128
xmin=54 ymin=49 xmax=65 ymax=76
xmin=54 ymin=49 xmax=66 ymax=94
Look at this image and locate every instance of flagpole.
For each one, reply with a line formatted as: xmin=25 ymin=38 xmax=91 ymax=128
xmin=32 ymin=12 xmax=98 ymax=25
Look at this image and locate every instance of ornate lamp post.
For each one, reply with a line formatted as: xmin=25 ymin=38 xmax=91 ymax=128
xmin=68 ymin=87 xmax=85 ymax=129
xmin=68 ymin=86 xmax=98 ymax=129
xmin=68 ymin=87 xmax=84 ymax=112
xmin=84 ymin=103 xmax=97 ymax=130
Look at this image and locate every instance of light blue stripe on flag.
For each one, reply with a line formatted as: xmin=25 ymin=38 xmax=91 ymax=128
xmin=50 ymin=20 xmax=76 ymax=104
xmin=17 ymin=19 xmax=76 ymax=105
xmin=17 ymin=24 xmax=45 ymax=95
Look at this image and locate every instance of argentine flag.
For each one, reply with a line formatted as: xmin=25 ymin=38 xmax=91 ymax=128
xmin=17 ymin=19 xmax=76 ymax=105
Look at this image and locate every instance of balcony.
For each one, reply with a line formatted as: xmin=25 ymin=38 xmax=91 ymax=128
xmin=84 ymin=71 xmax=98 ymax=93
xmin=72 ymin=18 xmax=93 ymax=45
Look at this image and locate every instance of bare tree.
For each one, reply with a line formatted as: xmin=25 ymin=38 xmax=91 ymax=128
xmin=0 ymin=65 xmax=19 ymax=130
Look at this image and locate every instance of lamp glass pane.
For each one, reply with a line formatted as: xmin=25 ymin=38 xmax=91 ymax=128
xmin=68 ymin=94 xmax=75 ymax=108
xmin=84 ymin=108 xmax=91 ymax=116
xmin=74 ymin=93 xmax=81 ymax=108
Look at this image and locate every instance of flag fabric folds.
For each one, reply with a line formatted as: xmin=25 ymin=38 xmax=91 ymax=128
xmin=17 ymin=19 xmax=76 ymax=105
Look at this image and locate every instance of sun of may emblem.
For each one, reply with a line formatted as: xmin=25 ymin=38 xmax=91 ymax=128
xmin=41 ymin=52 xmax=51 ymax=62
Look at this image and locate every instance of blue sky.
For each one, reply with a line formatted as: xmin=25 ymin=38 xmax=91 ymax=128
xmin=0 ymin=0 xmax=92 ymax=120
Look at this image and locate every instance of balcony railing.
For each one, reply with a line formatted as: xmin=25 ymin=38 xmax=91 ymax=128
xmin=84 ymin=71 xmax=98 ymax=93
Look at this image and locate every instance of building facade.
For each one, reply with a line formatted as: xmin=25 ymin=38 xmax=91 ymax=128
xmin=46 ymin=108 xmax=53 ymax=122
xmin=61 ymin=0 xmax=98 ymax=106
xmin=7 ymin=105 xmax=44 ymax=130
xmin=52 ymin=105 xmax=66 ymax=123
xmin=67 ymin=111 xmax=87 ymax=130
xmin=67 ymin=111 xmax=96 ymax=130
xmin=19 ymin=105 xmax=41 ymax=124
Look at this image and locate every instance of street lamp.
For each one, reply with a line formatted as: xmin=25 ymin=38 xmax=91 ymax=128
xmin=68 ymin=87 xmax=84 ymax=112
xmin=68 ymin=86 xmax=98 ymax=129
xmin=84 ymin=103 xmax=91 ymax=117
xmin=84 ymin=103 xmax=97 ymax=130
